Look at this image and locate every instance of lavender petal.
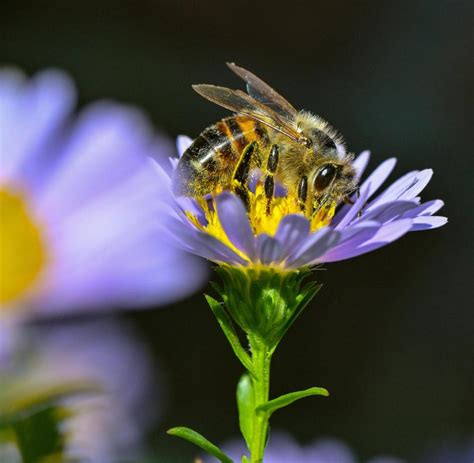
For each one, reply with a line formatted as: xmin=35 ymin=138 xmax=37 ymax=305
xmin=274 ymin=214 xmax=311 ymax=260
xmin=166 ymin=216 xmax=247 ymax=265
xmin=359 ymin=157 xmax=397 ymax=199
xmin=324 ymin=219 xmax=412 ymax=262
xmin=352 ymin=150 xmax=371 ymax=177
xmin=367 ymin=170 xmax=419 ymax=208
xmin=286 ymin=227 xmax=340 ymax=268
xmin=256 ymin=234 xmax=284 ymax=265
xmin=411 ymin=215 xmax=448 ymax=231
xmin=398 ymin=169 xmax=433 ymax=200
xmin=401 ymin=199 xmax=445 ymax=220
xmin=335 ymin=184 xmax=371 ymax=230
xmin=354 ymin=200 xmax=419 ymax=224
xmin=215 ymin=192 xmax=256 ymax=260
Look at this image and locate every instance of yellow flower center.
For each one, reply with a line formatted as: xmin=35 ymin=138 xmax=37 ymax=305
xmin=0 ymin=187 xmax=47 ymax=305
xmin=186 ymin=183 xmax=336 ymax=263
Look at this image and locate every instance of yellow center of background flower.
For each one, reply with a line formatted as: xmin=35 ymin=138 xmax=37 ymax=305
xmin=0 ymin=188 xmax=47 ymax=305
xmin=187 ymin=184 xmax=336 ymax=263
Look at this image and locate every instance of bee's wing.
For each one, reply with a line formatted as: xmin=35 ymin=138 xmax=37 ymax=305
xmin=226 ymin=62 xmax=297 ymax=122
xmin=192 ymin=84 xmax=301 ymax=142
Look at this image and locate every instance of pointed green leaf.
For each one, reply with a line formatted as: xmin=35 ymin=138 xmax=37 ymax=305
xmin=236 ymin=374 xmax=255 ymax=451
xmin=242 ymin=456 xmax=250 ymax=463
xmin=256 ymin=386 xmax=329 ymax=417
xmin=167 ymin=426 xmax=233 ymax=463
xmin=205 ymin=295 xmax=253 ymax=372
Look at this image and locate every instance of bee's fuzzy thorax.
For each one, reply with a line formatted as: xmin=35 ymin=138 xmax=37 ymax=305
xmin=296 ymin=110 xmax=346 ymax=154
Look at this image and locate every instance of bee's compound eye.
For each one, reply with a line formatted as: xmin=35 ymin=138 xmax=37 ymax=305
xmin=314 ymin=164 xmax=338 ymax=191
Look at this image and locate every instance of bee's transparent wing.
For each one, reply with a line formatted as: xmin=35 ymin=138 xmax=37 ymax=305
xmin=226 ymin=62 xmax=297 ymax=122
xmin=192 ymin=84 xmax=301 ymax=142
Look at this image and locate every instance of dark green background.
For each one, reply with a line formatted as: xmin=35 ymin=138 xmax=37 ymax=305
xmin=2 ymin=0 xmax=472 ymax=461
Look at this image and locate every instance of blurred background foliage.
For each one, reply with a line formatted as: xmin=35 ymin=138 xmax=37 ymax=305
xmin=1 ymin=0 xmax=472 ymax=462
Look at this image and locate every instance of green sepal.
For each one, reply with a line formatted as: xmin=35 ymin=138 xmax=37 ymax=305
xmin=205 ymin=294 xmax=253 ymax=373
xmin=236 ymin=374 xmax=255 ymax=451
xmin=167 ymin=426 xmax=233 ymax=463
xmin=213 ymin=266 xmax=318 ymax=349
xmin=256 ymin=386 xmax=329 ymax=417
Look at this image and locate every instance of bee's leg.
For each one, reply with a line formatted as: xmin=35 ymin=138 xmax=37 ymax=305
xmin=343 ymin=188 xmax=363 ymax=217
xmin=232 ymin=141 xmax=258 ymax=210
xmin=263 ymin=145 xmax=279 ymax=214
xmin=297 ymin=175 xmax=308 ymax=212
xmin=355 ymin=188 xmax=363 ymax=217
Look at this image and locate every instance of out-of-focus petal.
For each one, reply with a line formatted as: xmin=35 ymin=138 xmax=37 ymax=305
xmin=0 ymin=69 xmax=76 ymax=189
xmin=0 ymin=68 xmax=208 ymax=314
xmin=176 ymin=135 xmax=193 ymax=157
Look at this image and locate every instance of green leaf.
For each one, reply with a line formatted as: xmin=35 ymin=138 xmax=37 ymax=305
xmin=205 ymin=294 xmax=253 ymax=373
xmin=236 ymin=374 xmax=255 ymax=451
xmin=167 ymin=426 xmax=233 ymax=463
xmin=242 ymin=456 xmax=250 ymax=463
xmin=256 ymin=386 xmax=329 ymax=417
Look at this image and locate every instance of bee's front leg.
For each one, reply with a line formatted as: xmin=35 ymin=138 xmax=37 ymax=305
xmin=343 ymin=187 xmax=363 ymax=217
xmin=297 ymin=175 xmax=308 ymax=212
xmin=263 ymin=145 xmax=279 ymax=215
xmin=232 ymin=141 xmax=258 ymax=210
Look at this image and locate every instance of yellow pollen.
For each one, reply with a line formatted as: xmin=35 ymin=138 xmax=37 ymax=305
xmin=187 ymin=183 xmax=336 ymax=264
xmin=0 ymin=187 xmax=47 ymax=305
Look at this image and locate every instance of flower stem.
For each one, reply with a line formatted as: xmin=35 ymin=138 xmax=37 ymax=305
xmin=249 ymin=337 xmax=272 ymax=463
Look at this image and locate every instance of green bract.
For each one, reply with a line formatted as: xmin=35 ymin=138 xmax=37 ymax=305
xmin=212 ymin=266 xmax=321 ymax=350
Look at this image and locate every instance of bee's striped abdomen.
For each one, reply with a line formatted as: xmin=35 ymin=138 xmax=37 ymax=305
xmin=174 ymin=116 xmax=270 ymax=196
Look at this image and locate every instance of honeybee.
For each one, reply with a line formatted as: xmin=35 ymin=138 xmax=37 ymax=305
xmin=174 ymin=63 xmax=358 ymax=215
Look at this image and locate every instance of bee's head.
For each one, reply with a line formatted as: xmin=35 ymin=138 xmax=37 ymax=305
xmin=310 ymin=159 xmax=357 ymax=204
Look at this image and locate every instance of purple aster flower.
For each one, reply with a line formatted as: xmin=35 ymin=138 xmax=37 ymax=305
xmin=0 ymin=68 xmax=207 ymax=316
xmin=206 ymin=432 xmax=405 ymax=463
xmin=156 ymin=135 xmax=446 ymax=269
xmin=160 ymin=67 xmax=447 ymax=463
xmin=0 ymin=319 xmax=161 ymax=463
